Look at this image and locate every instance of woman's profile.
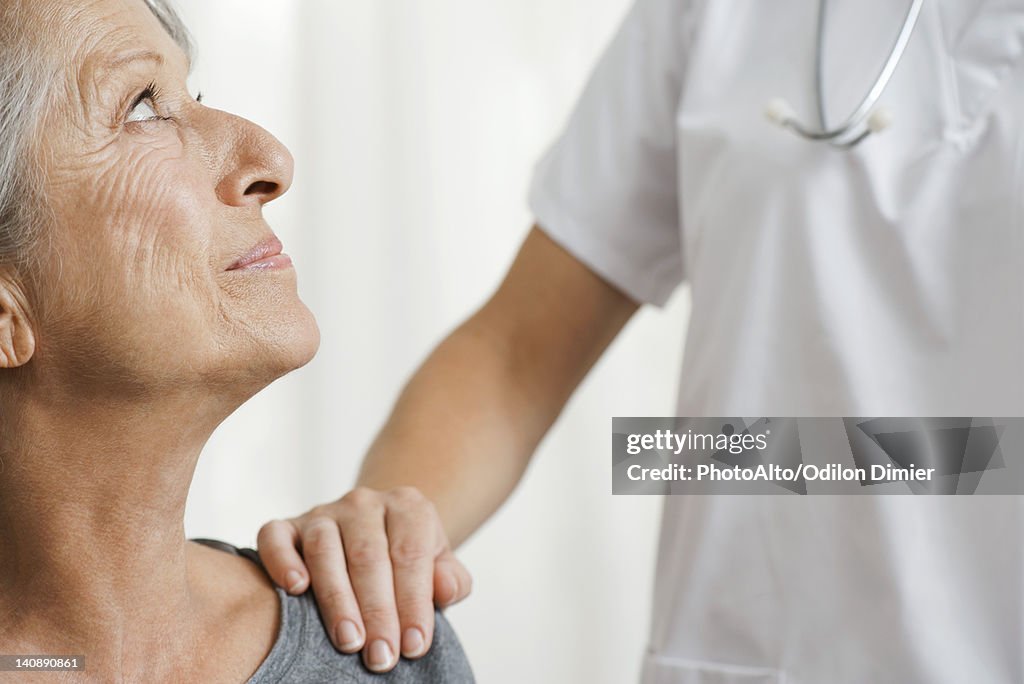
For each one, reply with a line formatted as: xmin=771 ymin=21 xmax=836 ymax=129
xmin=0 ymin=0 xmax=474 ymax=681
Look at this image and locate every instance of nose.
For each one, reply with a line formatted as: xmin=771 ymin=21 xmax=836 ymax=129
xmin=213 ymin=114 xmax=294 ymax=208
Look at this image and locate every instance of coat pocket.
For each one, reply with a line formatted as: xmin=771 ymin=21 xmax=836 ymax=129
xmin=641 ymin=652 xmax=783 ymax=684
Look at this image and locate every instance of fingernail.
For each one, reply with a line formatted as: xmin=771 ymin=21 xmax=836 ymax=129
xmin=366 ymin=640 xmax=394 ymax=672
xmin=285 ymin=570 xmax=305 ymax=593
xmin=336 ymin=620 xmax=362 ymax=651
xmin=402 ymin=627 xmax=426 ymax=658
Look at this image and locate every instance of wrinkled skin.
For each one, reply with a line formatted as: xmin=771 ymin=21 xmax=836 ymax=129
xmin=0 ymin=1 xmax=320 ymax=681
xmin=22 ymin=0 xmax=318 ymax=395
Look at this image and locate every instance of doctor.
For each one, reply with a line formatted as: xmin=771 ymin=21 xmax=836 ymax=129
xmin=258 ymin=0 xmax=1024 ymax=680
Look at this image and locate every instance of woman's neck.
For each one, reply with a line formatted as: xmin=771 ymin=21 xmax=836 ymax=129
xmin=0 ymin=388 xmax=255 ymax=679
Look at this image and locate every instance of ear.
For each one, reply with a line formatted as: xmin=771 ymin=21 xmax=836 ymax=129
xmin=0 ymin=275 xmax=35 ymax=369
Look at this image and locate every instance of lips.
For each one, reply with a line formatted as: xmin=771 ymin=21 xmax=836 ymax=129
xmin=227 ymin=236 xmax=293 ymax=271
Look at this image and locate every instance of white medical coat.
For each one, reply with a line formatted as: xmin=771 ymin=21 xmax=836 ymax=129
xmin=528 ymin=0 xmax=1024 ymax=681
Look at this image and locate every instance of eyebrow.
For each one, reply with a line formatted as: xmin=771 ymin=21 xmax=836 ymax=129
xmin=102 ymin=50 xmax=165 ymax=72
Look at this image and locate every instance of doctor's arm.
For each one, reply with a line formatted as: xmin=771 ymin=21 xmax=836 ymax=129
xmin=257 ymin=225 xmax=639 ymax=669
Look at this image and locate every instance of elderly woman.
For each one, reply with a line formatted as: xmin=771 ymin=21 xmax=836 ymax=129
xmin=0 ymin=0 xmax=474 ymax=681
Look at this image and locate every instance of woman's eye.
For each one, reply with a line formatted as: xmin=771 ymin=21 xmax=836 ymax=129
xmin=126 ymin=99 xmax=162 ymax=124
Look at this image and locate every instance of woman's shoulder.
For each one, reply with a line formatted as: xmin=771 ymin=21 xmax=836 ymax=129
xmin=190 ymin=538 xmax=475 ymax=683
xmin=257 ymin=590 xmax=475 ymax=683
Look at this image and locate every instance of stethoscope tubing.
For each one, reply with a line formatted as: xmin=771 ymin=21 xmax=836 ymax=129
xmin=773 ymin=0 xmax=925 ymax=147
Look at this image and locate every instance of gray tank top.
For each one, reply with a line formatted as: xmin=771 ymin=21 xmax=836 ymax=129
xmin=191 ymin=539 xmax=475 ymax=683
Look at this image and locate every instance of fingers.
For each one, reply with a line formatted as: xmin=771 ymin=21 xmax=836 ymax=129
xmin=259 ymin=487 xmax=471 ymax=673
xmin=256 ymin=519 xmax=309 ymax=595
xmin=433 ymin=549 xmax=473 ymax=608
xmin=385 ymin=488 xmax=442 ymax=659
xmin=338 ymin=491 xmax=402 ymax=673
xmin=299 ymin=516 xmax=366 ymax=655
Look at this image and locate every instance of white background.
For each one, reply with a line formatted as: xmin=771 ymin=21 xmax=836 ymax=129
xmin=176 ymin=2 xmax=692 ymax=682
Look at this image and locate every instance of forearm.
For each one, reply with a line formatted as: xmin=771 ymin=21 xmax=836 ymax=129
xmin=357 ymin=227 xmax=638 ymax=547
xmin=356 ymin=315 xmax=558 ymax=548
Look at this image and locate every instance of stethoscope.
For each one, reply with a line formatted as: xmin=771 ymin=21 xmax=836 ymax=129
xmin=765 ymin=0 xmax=925 ymax=148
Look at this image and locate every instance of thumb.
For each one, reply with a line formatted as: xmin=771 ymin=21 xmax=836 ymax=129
xmin=433 ymin=550 xmax=472 ymax=608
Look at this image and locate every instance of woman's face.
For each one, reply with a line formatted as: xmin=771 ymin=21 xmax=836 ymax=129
xmin=24 ymin=0 xmax=319 ymax=395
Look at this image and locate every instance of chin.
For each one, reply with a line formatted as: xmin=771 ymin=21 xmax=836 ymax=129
xmin=213 ymin=301 xmax=321 ymax=396
xmin=269 ymin=303 xmax=321 ymax=374
xmin=288 ymin=307 xmax=322 ymax=370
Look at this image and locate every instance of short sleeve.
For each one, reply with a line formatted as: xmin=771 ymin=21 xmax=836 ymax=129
xmin=528 ymin=0 xmax=696 ymax=307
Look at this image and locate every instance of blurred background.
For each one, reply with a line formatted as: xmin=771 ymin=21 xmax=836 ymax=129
xmin=177 ymin=1 xmax=691 ymax=682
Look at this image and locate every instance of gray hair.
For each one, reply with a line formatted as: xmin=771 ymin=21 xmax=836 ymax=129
xmin=0 ymin=0 xmax=194 ymax=269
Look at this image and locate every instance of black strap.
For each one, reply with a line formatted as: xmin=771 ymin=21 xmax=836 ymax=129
xmin=190 ymin=537 xmax=264 ymax=568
